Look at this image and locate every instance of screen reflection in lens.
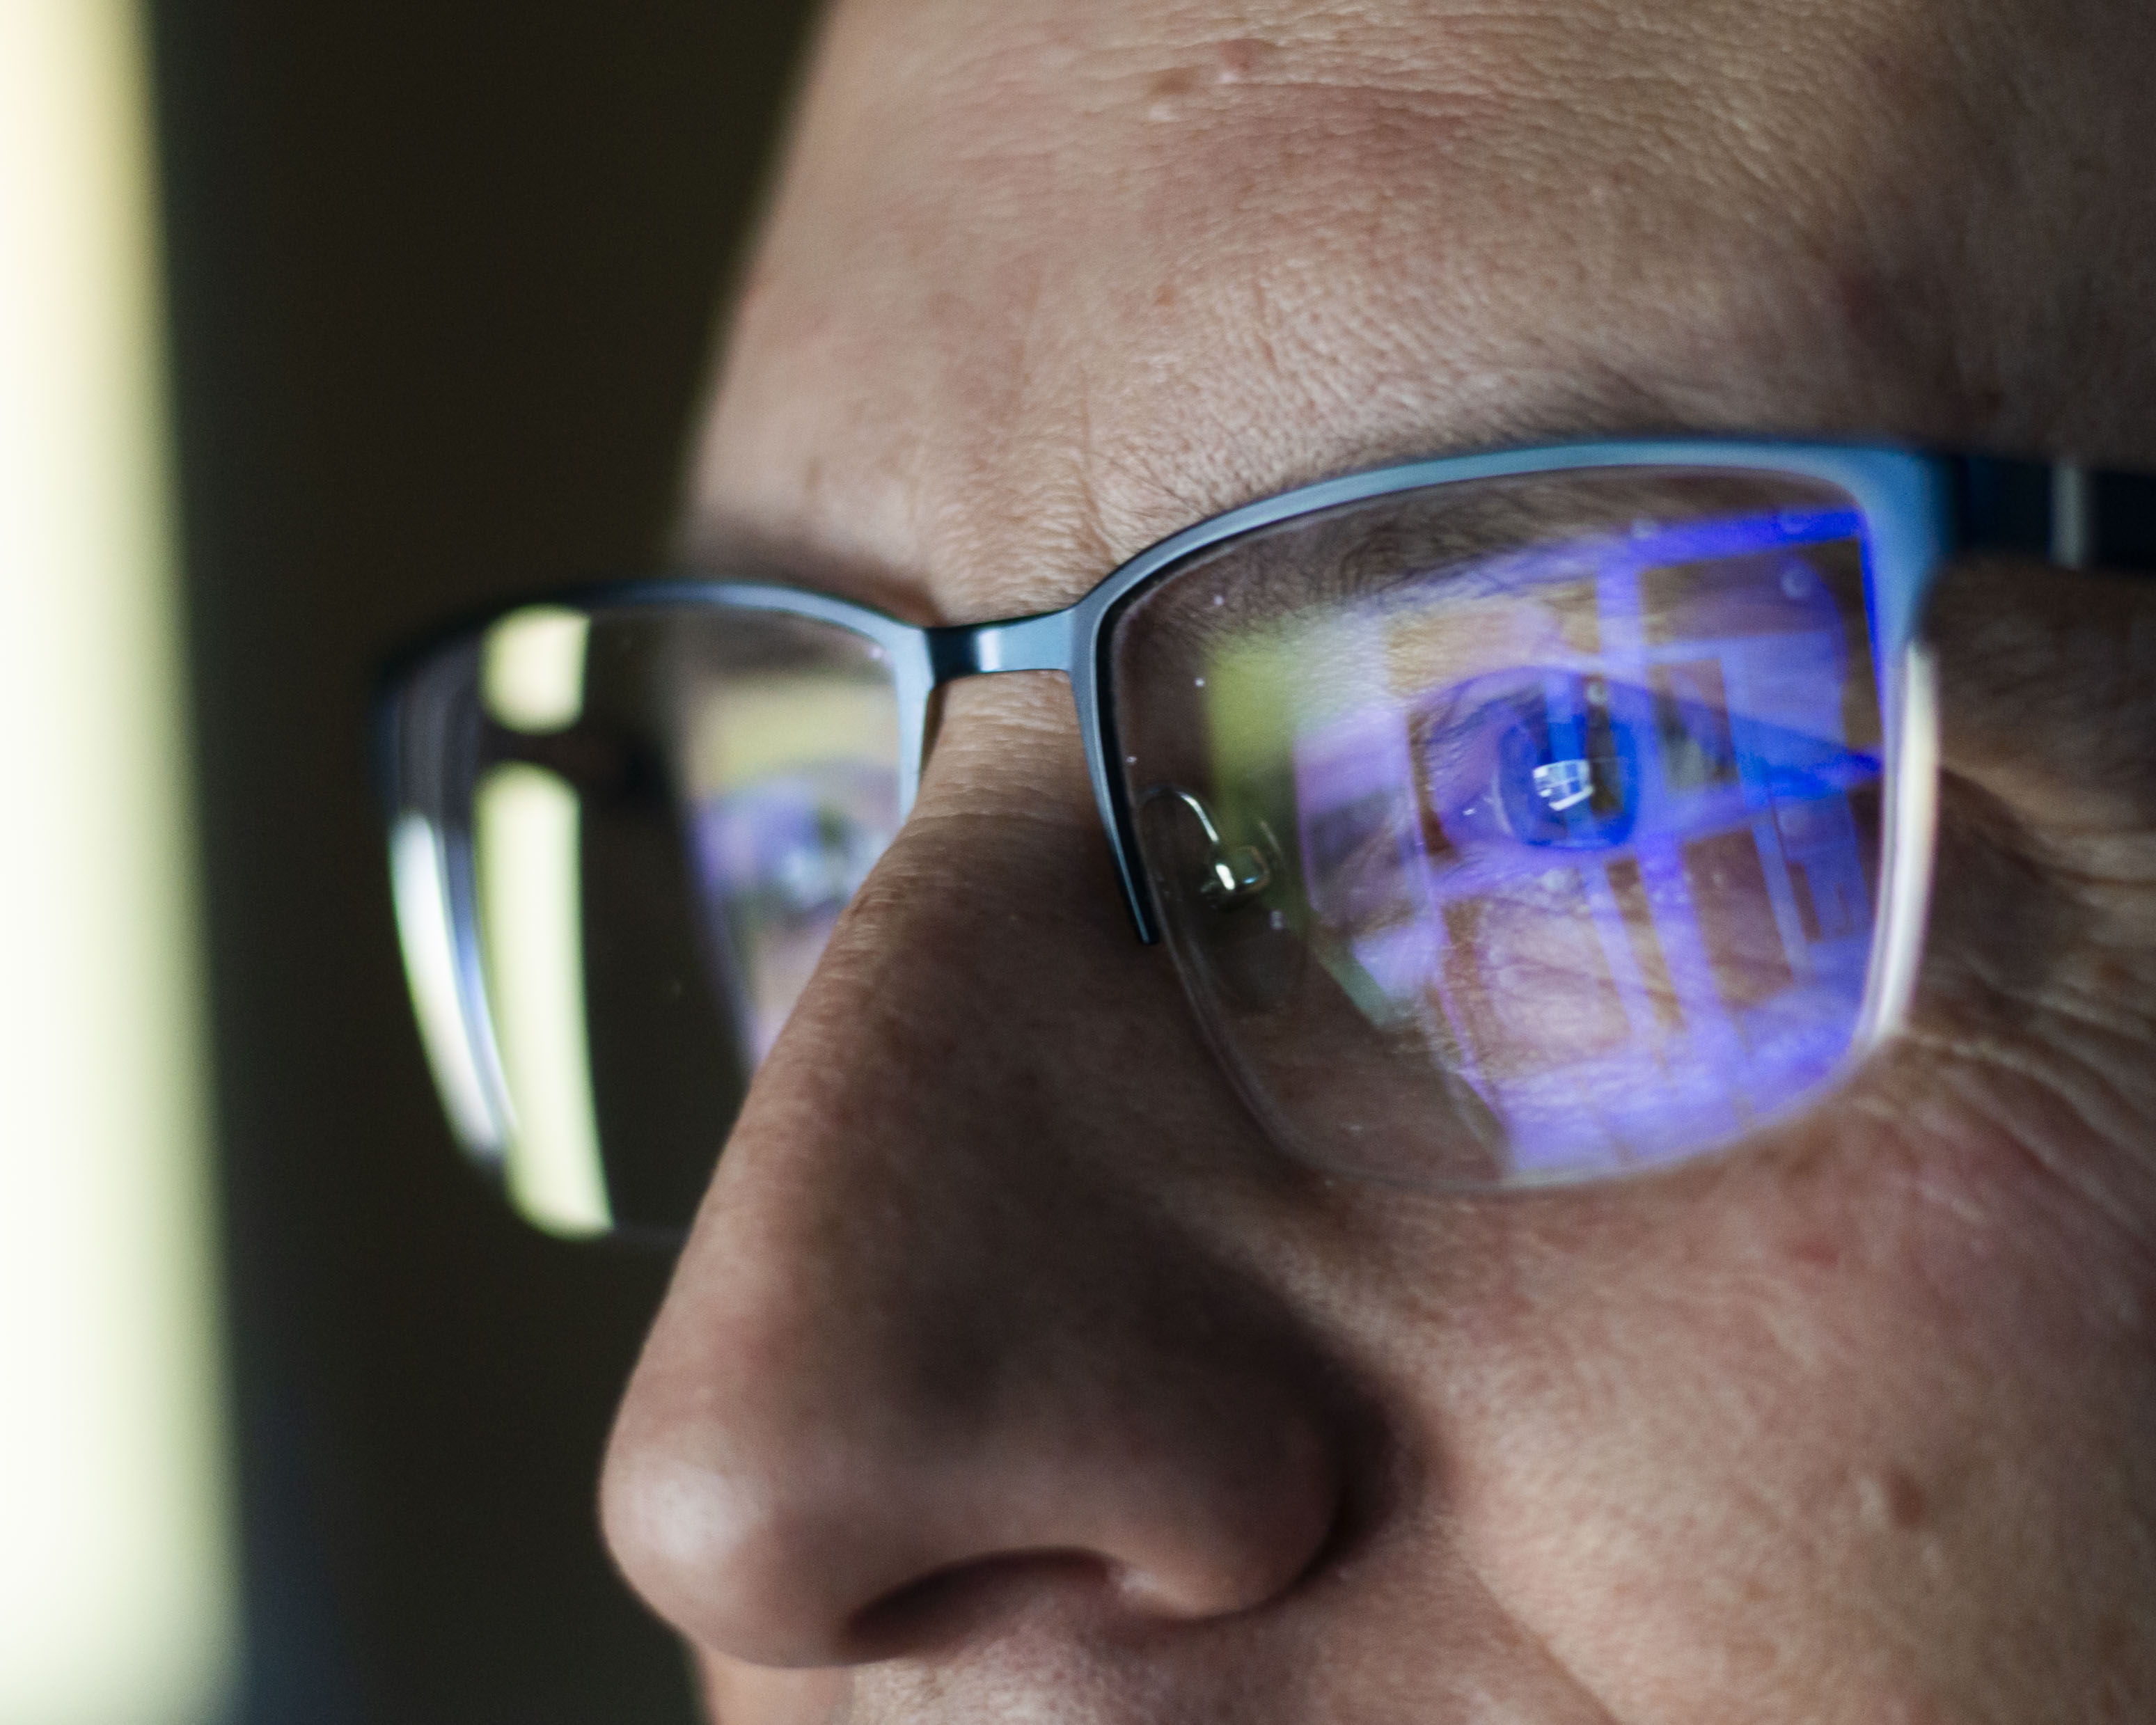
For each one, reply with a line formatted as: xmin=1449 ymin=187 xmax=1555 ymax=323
xmin=1120 ymin=480 xmax=1888 ymax=1185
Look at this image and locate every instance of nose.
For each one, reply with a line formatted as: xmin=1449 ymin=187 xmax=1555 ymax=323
xmin=599 ymin=681 xmax=1347 ymax=1670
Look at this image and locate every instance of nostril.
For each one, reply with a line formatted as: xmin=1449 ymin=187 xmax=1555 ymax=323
xmin=845 ymin=1550 xmax=1117 ymax=1662
xmin=842 ymin=1531 xmax=1310 ymax=1665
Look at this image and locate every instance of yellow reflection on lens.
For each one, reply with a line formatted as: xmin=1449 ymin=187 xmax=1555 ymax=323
xmin=475 ymin=763 xmax=611 ymax=1236
xmin=482 ymin=604 xmax=590 ymax=734
xmin=688 ymin=676 xmax=900 ymax=793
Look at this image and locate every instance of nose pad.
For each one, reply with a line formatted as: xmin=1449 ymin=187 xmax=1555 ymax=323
xmin=1138 ymin=783 xmax=1513 ymax=1188
xmin=1158 ymin=787 xmax=1272 ymax=910
xmin=1138 ymin=787 xmax=1305 ymax=1014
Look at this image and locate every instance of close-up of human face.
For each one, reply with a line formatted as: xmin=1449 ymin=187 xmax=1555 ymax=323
xmin=530 ymin=1 xmax=2156 ymax=1719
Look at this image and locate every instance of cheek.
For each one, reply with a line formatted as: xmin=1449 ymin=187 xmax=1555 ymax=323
xmin=1419 ymin=1104 xmax=2156 ymax=1721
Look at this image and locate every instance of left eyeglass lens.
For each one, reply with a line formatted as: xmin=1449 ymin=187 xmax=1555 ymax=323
xmin=393 ymin=602 xmax=902 ymax=1237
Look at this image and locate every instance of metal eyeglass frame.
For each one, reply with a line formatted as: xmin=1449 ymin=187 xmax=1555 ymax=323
xmin=381 ymin=435 xmax=2156 ymax=1178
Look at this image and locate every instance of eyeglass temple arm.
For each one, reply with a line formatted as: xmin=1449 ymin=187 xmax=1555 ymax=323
xmin=1955 ymin=456 xmax=2156 ymax=574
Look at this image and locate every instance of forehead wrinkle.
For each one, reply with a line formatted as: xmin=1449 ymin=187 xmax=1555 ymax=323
xmin=689 ymin=0 xmax=2139 ymax=624
xmin=895 ymin=0 xmax=1705 ymax=118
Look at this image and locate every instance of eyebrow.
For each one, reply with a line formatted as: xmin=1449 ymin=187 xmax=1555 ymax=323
xmin=670 ymin=413 xmax=1711 ymax=629
xmin=668 ymin=513 xmax=949 ymax=628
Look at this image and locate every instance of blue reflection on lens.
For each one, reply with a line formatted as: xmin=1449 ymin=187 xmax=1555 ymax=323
xmin=1286 ymin=501 xmax=1887 ymax=1178
xmin=1490 ymin=675 xmax=1642 ymax=849
xmin=698 ymin=769 xmax=886 ymax=922
xmin=688 ymin=762 xmax=898 ymax=1062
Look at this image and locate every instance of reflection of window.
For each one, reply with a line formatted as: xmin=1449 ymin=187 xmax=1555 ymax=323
xmin=1605 ymin=856 xmax=1684 ymax=1033
xmin=1640 ymin=545 xmax=1850 ymax=644
xmin=1440 ymin=872 xmax=1628 ymax=1076
xmin=1651 ymin=659 xmax=1739 ymax=792
xmin=1681 ymin=828 xmax=1795 ymax=1008
xmin=1774 ymin=793 xmax=1869 ymax=943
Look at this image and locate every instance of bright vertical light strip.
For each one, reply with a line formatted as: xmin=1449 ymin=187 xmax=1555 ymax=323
xmin=0 ymin=1 xmax=237 ymax=1723
xmin=475 ymin=764 xmax=613 ymax=1236
xmin=389 ymin=815 xmax=502 ymax=1152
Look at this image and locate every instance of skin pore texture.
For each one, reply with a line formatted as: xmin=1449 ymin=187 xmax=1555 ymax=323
xmin=598 ymin=1 xmax=2156 ymax=1720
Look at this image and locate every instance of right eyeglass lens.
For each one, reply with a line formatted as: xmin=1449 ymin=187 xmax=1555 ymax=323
xmin=1113 ymin=468 xmax=1889 ymax=1188
xmin=440 ymin=601 xmax=902 ymax=1238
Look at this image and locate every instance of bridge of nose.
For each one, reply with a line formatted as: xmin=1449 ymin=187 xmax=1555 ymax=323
xmin=920 ymin=601 xmax=1168 ymax=940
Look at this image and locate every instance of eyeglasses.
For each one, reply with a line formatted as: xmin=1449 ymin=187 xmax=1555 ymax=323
xmin=379 ymin=438 xmax=2156 ymax=1238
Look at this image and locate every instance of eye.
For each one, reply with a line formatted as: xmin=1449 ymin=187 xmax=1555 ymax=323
xmin=697 ymin=764 xmax=892 ymax=924
xmin=1414 ymin=671 xmax=1644 ymax=852
xmin=1493 ymin=674 xmax=1642 ymax=849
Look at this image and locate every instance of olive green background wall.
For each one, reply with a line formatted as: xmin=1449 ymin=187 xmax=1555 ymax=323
xmin=150 ymin=4 xmax=817 ymax=1718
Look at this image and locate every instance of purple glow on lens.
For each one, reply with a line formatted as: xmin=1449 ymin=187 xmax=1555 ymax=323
xmin=688 ymin=762 xmax=897 ymax=1063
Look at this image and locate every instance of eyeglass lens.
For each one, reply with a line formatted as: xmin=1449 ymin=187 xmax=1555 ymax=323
xmin=461 ymin=604 xmax=904 ymax=1234
xmin=1115 ymin=468 xmax=1888 ymax=1188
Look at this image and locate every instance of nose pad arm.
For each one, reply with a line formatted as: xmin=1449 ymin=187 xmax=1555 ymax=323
xmin=1138 ymin=787 xmax=1304 ymax=1015
xmin=1154 ymin=787 xmax=1273 ymax=908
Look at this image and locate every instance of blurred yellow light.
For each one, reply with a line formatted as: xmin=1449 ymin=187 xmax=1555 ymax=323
xmin=690 ymin=677 xmax=899 ymax=794
xmin=483 ymin=604 xmax=590 ymax=734
xmin=0 ymin=1 xmax=238 ymax=1722
xmin=475 ymin=764 xmax=612 ymax=1237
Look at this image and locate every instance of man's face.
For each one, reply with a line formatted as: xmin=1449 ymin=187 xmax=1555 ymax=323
xmin=598 ymin=1 xmax=2156 ymax=1719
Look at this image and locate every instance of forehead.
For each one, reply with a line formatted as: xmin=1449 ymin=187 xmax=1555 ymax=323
xmin=688 ymin=0 xmax=2142 ymax=622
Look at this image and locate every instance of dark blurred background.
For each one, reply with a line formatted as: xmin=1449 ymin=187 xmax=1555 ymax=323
xmin=149 ymin=3 xmax=819 ymax=1717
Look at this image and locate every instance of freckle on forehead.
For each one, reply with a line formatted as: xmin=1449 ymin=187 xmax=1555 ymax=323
xmin=1213 ymin=37 xmax=1275 ymax=81
xmin=1854 ymin=1467 xmax=1927 ymax=1532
